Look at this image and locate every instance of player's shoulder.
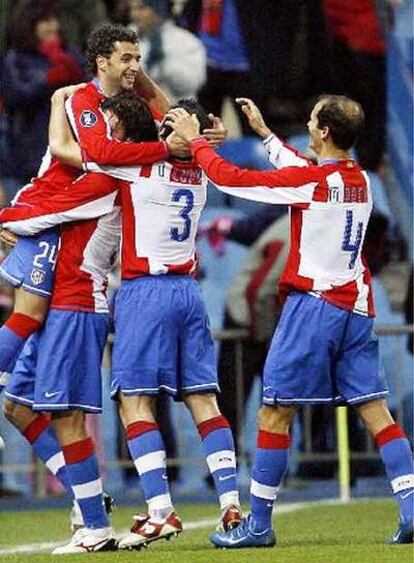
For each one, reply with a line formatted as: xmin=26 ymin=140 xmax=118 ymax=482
xmin=70 ymin=82 xmax=102 ymax=110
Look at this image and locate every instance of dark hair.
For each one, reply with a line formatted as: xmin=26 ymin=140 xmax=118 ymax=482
xmin=316 ymin=95 xmax=365 ymax=150
xmin=160 ymin=98 xmax=212 ymax=140
xmin=85 ymin=23 xmax=138 ymax=74
xmin=7 ymin=0 xmax=58 ymax=52
xmin=101 ymin=92 xmax=158 ymax=142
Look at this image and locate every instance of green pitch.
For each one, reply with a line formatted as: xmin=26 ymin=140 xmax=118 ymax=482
xmin=0 ymin=499 xmax=412 ymax=562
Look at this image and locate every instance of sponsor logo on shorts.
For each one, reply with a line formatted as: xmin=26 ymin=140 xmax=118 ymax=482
xmin=45 ymin=391 xmax=59 ymax=398
xmin=80 ymin=110 xmax=97 ymax=127
xmin=30 ymin=269 xmax=45 ymax=286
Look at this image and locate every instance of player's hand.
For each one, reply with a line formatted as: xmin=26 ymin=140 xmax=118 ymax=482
xmin=165 ymin=131 xmax=191 ymax=158
xmin=235 ymin=98 xmax=272 ymax=139
xmin=203 ymin=115 xmax=227 ymax=148
xmin=51 ymin=83 xmax=87 ymax=103
xmin=0 ymin=228 xmax=18 ymax=248
xmin=164 ymin=108 xmax=202 ymax=142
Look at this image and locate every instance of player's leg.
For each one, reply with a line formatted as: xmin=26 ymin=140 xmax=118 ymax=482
xmin=117 ymin=393 xmax=181 ymax=549
xmin=4 ymin=400 xmax=73 ymax=496
xmin=31 ymin=309 xmax=115 ymax=553
xmin=0 ymin=288 xmax=47 ymax=382
xmin=249 ymin=404 xmax=296 ymax=535
xmin=0 ymin=230 xmax=58 ymax=382
xmin=211 ymin=293 xmax=337 ymax=548
xmin=112 ymin=277 xmax=193 ymax=549
xmin=357 ymin=399 xmax=413 ymax=543
xmin=184 ymin=392 xmax=242 ymax=530
xmin=336 ymin=310 xmax=412 ymax=543
xmin=3 ymin=334 xmax=74 ymax=497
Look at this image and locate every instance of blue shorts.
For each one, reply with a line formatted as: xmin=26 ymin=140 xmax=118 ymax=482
xmin=5 ymin=310 xmax=109 ymax=412
xmin=111 ymin=276 xmax=218 ymax=399
xmin=0 ymin=229 xmax=59 ymax=297
xmin=262 ymin=292 xmax=389 ymax=406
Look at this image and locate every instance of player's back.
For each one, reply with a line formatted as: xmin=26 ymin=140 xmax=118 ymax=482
xmin=89 ymin=160 xmax=207 ymax=278
xmin=280 ymin=160 xmax=374 ymax=315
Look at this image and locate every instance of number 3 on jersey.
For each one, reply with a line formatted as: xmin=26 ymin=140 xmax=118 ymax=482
xmin=170 ymin=189 xmax=194 ymax=242
xmin=342 ymin=210 xmax=363 ymax=269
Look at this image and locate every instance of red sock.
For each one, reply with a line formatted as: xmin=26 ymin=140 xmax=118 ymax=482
xmin=5 ymin=313 xmax=42 ymax=338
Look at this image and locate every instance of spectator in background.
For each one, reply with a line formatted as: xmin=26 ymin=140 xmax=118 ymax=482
xmin=128 ymin=0 xmax=206 ymax=101
xmin=180 ymin=0 xmax=328 ymax=136
xmin=324 ymin=0 xmax=387 ymax=170
xmin=1 ymin=1 xmax=85 ymax=191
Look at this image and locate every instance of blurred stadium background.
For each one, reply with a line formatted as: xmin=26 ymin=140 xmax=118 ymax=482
xmin=0 ymin=0 xmax=412 ymax=559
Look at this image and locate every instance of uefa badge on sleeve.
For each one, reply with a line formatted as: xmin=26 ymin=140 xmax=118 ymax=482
xmin=80 ymin=110 xmax=97 ymax=128
xmin=31 ymin=269 xmax=45 ymax=286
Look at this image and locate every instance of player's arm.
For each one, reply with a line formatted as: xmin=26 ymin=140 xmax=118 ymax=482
xmin=0 ymin=173 xmax=120 ymax=235
xmin=236 ymin=98 xmax=310 ymax=169
xmin=134 ymin=68 xmax=170 ymax=115
xmin=167 ymin=110 xmax=320 ymax=206
xmin=49 ymin=85 xmax=84 ymax=168
xmin=67 ymin=88 xmax=170 ymax=167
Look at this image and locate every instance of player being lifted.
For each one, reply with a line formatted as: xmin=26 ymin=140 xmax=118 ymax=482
xmin=167 ymin=96 xmax=414 ymax=547
xmin=0 ymin=22 xmax=177 ymax=392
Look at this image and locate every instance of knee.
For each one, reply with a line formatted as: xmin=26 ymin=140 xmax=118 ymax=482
xmin=185 ymin=393 xmax=220 ymax=424
xmin=3 ymin=399 xmax=33 ymax=430
xmin=257 ymin=405 xmax=295 ymax=434
xmin=3 ymin=399 xmax=17 ymax=423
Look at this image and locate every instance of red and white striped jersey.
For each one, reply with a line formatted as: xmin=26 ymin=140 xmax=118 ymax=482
xmin=190 ymin=137 xmax=375 ymax=317
xmin=50 ymin=206 xmax=121 ymax=313
xmin=85 ymin=160 xmax=207 ymax=278
xmin=1 ymin=173 xmax=122 ymax=313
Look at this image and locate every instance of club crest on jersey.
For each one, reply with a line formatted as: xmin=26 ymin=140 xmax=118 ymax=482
xmin=30 ymin=269 xmax=45 ymax=286
xmin=80 ymin=110 xmax=97 ymax=128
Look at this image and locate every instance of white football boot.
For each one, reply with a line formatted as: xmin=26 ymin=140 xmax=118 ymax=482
xmin=52 ymin=526 xmax=117 ymax=554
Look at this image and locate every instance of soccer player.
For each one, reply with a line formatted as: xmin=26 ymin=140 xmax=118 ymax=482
xmin=1 ymin=90 xmax=158 ymax=554
xmin=0 ymin=22 xmax=175 ymax=390
xmin=167 ymin=96 xmax=414 ymax=547
xmin=42 ymin=93 xmax=243 ymax=549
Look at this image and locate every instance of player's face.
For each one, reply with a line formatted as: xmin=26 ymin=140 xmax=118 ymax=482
xmin=104 ymin=41 xmax=141 ymax=91
xmin=103 ymin=109 xmax=126 ymax=141
xmin=35 ymin=17 xmax=60 ymax=43
xmin=307 ymin=101 xmax=325 ymax=155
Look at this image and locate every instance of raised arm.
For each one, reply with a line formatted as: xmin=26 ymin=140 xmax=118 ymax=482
xmin=236 ymin=98 xmax=310 ymax=169
xmin=134 ymin=68 xmax=170 ymax=115
xmin=49 ymin=85 xmax=85 ymax=168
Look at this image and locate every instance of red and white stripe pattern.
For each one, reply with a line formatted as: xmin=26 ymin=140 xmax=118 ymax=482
xmin=190 ymin=138 xmax=375 ymax=317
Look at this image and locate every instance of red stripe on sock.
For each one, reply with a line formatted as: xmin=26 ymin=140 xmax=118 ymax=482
xmin=375 ymin=423 xmax=406 ymax=448
xmin=197 ymin=415 xmax=230 ymax=439
xmin=257 ymin=430 xmax=290 ymax=449
xmin=23 ymin=414 xmax=50 ymax=444
xmin=5 ymin=313 xmax=42 ymax=338
xmin=126 ymin=421 xmax=159 ymax=441
xmin=62 ymin=437 xmax=95 ymax=464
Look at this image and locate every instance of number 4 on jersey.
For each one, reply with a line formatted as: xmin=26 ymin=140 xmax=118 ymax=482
xmin=342 ymin=210 xmax=363 ymax=269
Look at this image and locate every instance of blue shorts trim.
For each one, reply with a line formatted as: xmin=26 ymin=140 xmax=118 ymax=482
xmin=0 ymin=229 xmax=59 ymax=296
xmin=111 ymin=276 xmax=218 ymax=398
xmin=262 ymin=292 xmax=389 ymax=406
xmin=7 ymin=310 xmax=109 ymax=413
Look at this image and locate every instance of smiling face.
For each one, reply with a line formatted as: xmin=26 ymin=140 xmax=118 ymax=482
xmin=307 ymin=100 xmax=328 ymax=155
xmin=97 ymin=41 xmax=141 ymax=93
